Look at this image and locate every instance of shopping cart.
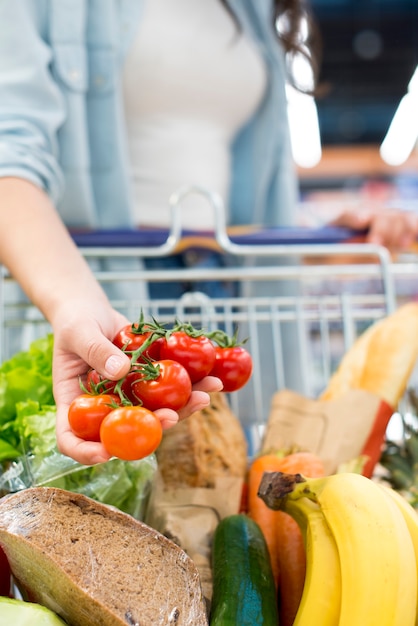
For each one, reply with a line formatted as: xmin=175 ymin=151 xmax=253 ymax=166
xmin=0 ymin=185 xmax=411 ymax=454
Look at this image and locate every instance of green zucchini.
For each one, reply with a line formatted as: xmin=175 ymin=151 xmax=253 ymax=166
xmin=210 ymin=513 xmax=279 ymax=625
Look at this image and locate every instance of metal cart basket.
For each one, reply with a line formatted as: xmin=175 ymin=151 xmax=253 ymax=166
xmin=0 ymin=187 xmax=412 ymax=454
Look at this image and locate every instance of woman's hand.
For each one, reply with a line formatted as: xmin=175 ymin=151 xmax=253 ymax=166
xmin=52 ymin=302 xmax=223 ymax=466
xmin=0 ymin=179 xmax=223 ymax=466
xmin=330 ymin=207 xmax=418 ymax=251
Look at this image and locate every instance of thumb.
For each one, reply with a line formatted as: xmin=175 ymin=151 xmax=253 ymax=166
xmin=71 ymin=328 xmax=131 ymax=380
xmin=101 ymin=349 xmax=131 ymax=380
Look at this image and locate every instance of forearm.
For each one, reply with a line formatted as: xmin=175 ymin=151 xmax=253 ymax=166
xmin=0 ymin=177 xmax=109 ymax=324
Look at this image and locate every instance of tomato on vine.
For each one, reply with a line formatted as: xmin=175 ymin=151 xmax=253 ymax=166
xmin=207 ymin=329 xmax=253 ymax=392
xmin=85 ymin=367 xmax=143 ymax=407
xmin=209 ymin=345 xmax=253 ymax=392
xmin=100 ymin=405 xmax=163 ymax=461
xmin=131 ymin=359 xmax=192 ymax=411
xmin=68 ymin=393 xmax=121 ymax=442
xmin=112 ymin=314 xmax=166 ymax=361
xmin=159 ymin=329 xmax=216 ymax=383
xmin=86 ymin=368 xmax=116 ymax=394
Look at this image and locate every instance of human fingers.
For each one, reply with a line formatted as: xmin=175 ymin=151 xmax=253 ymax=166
xmin=191 ymin=375 xmax=223 ymax=393
xmin=330 ymin=208 xmax=373 ymax=231
xmin=331 ymin=207 xmax=418 ymax=251
xmin=154 ymin=378 xmax=223 ymax=428
xmin=52 ymin=310 xmax=132 ymax=463
xmin=52 ymin=308 xmax=135 ymax=424
xmin=367 ymin=210 xmax=418 ymax=250
xmin=154 ymin=391 xmax=211 ymax=428
xmin=55 ymin=320 xmax=132 ymax=383
xmin=56 ymin=403 xmax=112 ymax=465
xmin=175 ymin=376 xmax=223 ymax=421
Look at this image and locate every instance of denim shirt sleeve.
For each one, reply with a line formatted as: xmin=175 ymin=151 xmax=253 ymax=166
xmin=227 ymin=0 xmax=298 ymax=228
xmin=0 ymin=0 xmax=66 ymax=202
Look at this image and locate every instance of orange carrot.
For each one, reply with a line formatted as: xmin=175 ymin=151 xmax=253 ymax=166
xmin=277 ymin=450 xmax=326 ymax=478
xmin=274 ymin=451 xmax=326 ymax=626
xmin=247 ymin=453 xmax=285 ymax=589
xmin=247 ymin=449 xmax=326 ymax=618
xmin=275 ymin=511 xmax=305 ymax=626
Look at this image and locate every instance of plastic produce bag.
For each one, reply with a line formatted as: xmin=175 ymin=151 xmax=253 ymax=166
xmin=0 ymin=400 xmax=157 ymax=520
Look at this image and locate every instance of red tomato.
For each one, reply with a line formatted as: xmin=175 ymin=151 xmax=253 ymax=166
xmin=86 ymin=368 xmax=143 ymax=406
xmin=86 ymin=368 xmax=116 ymax=394
xmin=209 ymin=346 xmax=253 ymax=392
xmin=113 ymin=324 xmax=163 ymax=361
xmin=119 ymin=369 xmax=143 ymax=404
xmin=159 ymin=331 xmax=216 ymax=383
xmin=68 ymin=393 xmax=121 ymax=442
xmin=131 ymin=359 xmax=192 ymax=411
xmin=100 ymin=405 xmax=163 ymax=461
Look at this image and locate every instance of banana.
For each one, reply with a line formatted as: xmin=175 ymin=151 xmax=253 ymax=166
xmin=283 ymin=497 xmax=341 ymax=626
xmin=258 ymin=471 xmax=417 ymax=626
xmin=378 ymin=484 xmax=418 ymax=626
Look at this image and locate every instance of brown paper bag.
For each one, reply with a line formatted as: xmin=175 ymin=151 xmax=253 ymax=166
xmin=261 ymin=388 xmax=394 ymax=477
xmin=145 ymin=471 xmax=244 ymax=605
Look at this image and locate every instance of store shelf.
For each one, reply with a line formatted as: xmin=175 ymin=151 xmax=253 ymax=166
xmin=298 ymin=144 xmax=418 ymax=182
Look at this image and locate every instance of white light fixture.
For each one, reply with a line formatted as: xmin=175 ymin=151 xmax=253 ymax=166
xmin=286 ymin=50 xmax=322 ymax=168
xmin=277 ymin=11 xmax=322 ymax=168
xmin=287 ymin=84 xmax=322 ymax=168
xmin=380 ymin=66 xmax=418 ymax=166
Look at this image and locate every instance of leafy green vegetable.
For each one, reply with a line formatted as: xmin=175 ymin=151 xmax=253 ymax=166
xmin=15 ymin=401 xmax=57 ymax=458
xmin=0 ymin=334 xmax=157 ymax=520
xmin=54 ymin=456 xmax=157 ymax=520
xmin=0 ymin=334 xmax=53 ymax=429
xmin=0 ymin=438 xmax=21 ymax=462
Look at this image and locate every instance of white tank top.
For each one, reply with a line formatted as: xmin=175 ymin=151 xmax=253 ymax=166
xmin=122 ymin=0 xmax=267 ymax=229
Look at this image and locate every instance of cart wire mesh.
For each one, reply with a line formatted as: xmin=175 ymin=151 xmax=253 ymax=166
xmin=1 ymin=185 xmax=415 ymax=453
xmin=0 ymin=248 xmax=404 ymax=456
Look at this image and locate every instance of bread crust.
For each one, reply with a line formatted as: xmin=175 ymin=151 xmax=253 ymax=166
xmin=0 ymin=487 xmax=208 ymax=626
xmin=155 ymin=392 xmax=248 ymax=488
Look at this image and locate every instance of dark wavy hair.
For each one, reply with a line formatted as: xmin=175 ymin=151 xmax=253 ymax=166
xmin=221 ymin=0 xmax=321 ymax=94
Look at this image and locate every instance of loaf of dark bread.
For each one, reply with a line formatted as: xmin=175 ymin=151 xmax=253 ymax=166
xmin=0 ymin=487 xmax=208 ymax=626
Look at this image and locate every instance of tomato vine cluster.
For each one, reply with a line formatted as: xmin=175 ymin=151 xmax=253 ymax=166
xmin=68 ymin=315 xmax=253 ymax=462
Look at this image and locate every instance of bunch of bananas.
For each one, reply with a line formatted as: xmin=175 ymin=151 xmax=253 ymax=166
xmin=258 ymin=471 xmax=418 ymax=625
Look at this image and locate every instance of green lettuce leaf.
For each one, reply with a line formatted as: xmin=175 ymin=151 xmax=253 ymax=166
xmin=0 ymin=334 xmax=54 ymax=429
xmin=0 ymin=438 xmax=20 ymax=462
xmin=15 ymin=401 xmax=57 ymax=458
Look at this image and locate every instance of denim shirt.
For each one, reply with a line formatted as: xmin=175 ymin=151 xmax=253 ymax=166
xmin=0 ymin=0 xmax=297 ymax=229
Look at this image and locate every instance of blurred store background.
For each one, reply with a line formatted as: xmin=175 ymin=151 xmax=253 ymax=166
xmin=289 ymin=0 xmax=418 ymax=225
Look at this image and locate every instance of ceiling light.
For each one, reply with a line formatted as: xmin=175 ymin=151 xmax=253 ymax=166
xmin=380 ymin=66 xmax=418 ymax=166
xmin=286 ymin=52 xmax=322 ymax=168
xmin=287 ymin=84 xmax=322 ymax=168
